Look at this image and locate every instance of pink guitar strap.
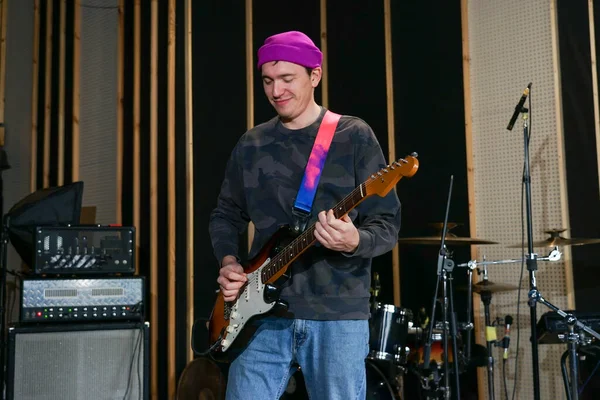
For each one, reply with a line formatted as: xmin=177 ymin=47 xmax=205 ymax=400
xmin=291 ymin=110 xmax=342 ymax=233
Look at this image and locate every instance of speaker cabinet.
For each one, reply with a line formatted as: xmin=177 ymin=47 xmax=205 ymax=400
xmin=7 ymin=322 xmax=149 ymax=400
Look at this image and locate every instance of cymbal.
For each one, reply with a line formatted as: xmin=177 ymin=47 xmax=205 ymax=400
xmin=467 ymin=280 xmax=519 ymax=294
xmin=398 ymin=235 xmax=498 ymax=246
xmin=427 ymin=222 xmax=460 ymax=231
xmin=508 ymin=229 xmax=600 ymax=248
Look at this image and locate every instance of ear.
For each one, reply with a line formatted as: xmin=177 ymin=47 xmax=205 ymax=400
xmin=310 ymin=67 xmax=322 ymax=88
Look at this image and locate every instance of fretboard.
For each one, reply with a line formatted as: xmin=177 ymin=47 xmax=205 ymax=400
xmin=261 ymin=182 xmax=368 ymax=283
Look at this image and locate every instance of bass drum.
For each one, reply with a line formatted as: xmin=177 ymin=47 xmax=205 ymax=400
xmin=281 ymin=360 xmax=401 ymax=400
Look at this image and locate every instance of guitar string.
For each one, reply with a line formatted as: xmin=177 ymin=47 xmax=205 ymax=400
xmin=261 ymin=183 xmax=366 ymax=283
xmin=260 ymin=158 xmax=412 ymax=282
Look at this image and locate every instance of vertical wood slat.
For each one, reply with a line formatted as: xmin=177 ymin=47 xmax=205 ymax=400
xmin=552 ymin=0 xmax=575 ymax=309
xmin=184 ymin=0 xmax=194 ymax=363
xmin=132 ymin=0 xmax=148 ymax=394
xmin=31 ymin=0 xmax=40 ymax=192
xmin=460 ymin=0 xmax=487 ymax=398
xmin=57 ymin=0 xmax=66 ymax=186
xmin=43 ymin=0 xmax=53 ymax=188
xmin=167 ymin=0 xmax=176 ymax=397
xmin=116 ymin=0 xmax=124 ymax=224
xmin=383 ymin=0 xmax=400 ymax=307
xmin=319 ymin=0 xmax=328 ymax=108
xmin=246 ymin=0 xmax=254 ymax=251
xmin=72 ymin=0 xmax=80 ymax=182
xmin=149 ymin=0 xmax=159 ymax=397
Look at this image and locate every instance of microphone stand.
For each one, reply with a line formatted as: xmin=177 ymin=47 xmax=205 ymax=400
xmin=506 ymin=83 xmax=541 ymax=400
xmin=421 ymin=175 xmax=461 ymax=400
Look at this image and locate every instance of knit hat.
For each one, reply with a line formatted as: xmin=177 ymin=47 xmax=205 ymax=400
xmin=257 ymin=31 xmax=323 ymax=70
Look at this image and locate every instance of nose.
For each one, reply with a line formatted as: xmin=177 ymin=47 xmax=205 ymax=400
xmin=272 ymin=80 xmax=284 ymax=98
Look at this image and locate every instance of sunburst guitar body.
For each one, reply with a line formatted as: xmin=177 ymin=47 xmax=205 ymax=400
xmin=208 ymin=154 xmax=420 ymax=362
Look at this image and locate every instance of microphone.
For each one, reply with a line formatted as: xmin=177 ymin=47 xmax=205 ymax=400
xmin=503 ymin=315 xmax=513 ymax=360
xmin=506 ymin=83 xmax=532 ymax=130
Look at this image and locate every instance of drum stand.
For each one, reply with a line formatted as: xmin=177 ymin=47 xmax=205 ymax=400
xmin=420 ymin=246 xmax=461 ymax=400
xmin=421 ymin=176 xmax=461 ymax=400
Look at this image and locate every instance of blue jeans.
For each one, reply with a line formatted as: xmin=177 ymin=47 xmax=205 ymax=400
xmin=226 ymin=317 xmax=370 ymax=400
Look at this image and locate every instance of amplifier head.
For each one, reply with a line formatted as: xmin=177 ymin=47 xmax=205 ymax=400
xmin=33 ymin=225 xmax=136 ymax=276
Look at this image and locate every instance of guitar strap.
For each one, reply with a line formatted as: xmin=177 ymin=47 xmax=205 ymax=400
xmin=291 ymin=110 xmax=342 ymax=233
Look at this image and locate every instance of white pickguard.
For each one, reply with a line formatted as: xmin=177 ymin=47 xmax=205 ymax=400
xmin=220 ymin=258 xmax=276 ymax=351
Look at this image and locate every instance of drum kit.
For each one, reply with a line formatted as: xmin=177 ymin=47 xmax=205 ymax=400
xmin=177 ymin=225 xmax=600 ymax=400
xmin=365 ymin=225 xmax=600 ymax=400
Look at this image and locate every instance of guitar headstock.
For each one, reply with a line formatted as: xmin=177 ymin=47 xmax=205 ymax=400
xmin=364 ymin=153 xmax=419 ymax=197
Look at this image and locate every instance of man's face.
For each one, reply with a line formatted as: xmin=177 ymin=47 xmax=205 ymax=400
xmin=261 ymin=61 xmax=320 ymax=122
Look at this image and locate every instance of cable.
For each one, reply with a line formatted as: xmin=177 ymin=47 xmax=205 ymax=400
xmin=123 ymin=323 xmax=144 ymax=400
xmin=503 ymin=359 xmax=509 ymax=400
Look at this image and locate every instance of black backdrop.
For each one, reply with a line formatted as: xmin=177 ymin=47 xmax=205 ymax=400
xmin=28 ymin=0 xmax=600 ymax=398
xmin=191 ymin=0 xmax=474 ymax=397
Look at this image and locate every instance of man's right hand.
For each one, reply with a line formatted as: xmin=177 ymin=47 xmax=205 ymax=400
xmin=217 ymin=256 xmax=248 ymax=302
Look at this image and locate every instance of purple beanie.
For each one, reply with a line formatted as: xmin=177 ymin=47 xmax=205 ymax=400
xmin=257 ymin=31 xmax=323 ymax=70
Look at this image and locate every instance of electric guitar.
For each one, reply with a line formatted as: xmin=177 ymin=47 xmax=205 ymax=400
xmin=208 ymin=153 xmax=419 ymax=361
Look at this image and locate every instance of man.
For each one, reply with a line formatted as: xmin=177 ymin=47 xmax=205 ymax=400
xmin=209 ymin=30 xmax=401 ymax=400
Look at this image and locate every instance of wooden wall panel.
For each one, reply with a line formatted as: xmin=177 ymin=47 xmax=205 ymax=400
xmin=184 ymin=0 xmax=194 ymax=364
xmin=149 ymin=0 xmax=159 ymax=397
xmin=460 ymin=0 xmax=485 ymax=397
xmin=167 ymin=0 xmax=176 ymax=396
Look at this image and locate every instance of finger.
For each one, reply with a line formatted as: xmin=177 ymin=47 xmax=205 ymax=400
xmin=315 ymin=221 xmax=333 ymax=244
xmin=318 ymin=210 xmax=337 ymax=234
xmin=224 ymin=269 xmax=247 ymax=282
xmin=222 ymin=280 xmax=246 ymax=291
xmin=314 ymin=226 xmax=332 ymax=247
xmin=314 ymin=226 xmax=324 ymax=243
xmin=327 ymin=216 xmax=348 ymax=231
xmin=341 ymin=214 xmax=352 ymax=223
xmin=222 ymin=263 xmax=245 ymax=275
xmin=223 ymin=293 xmax=237 ymax=302
xmin=216 ymin=275 xmax=232 ymax=287
xmin=318 ymin=211 xmax=327 ymax=225
xmin=222 ymin=288 xmax=240 ymax=298
xmin=326 ymin=209 xmax=336 ymax=224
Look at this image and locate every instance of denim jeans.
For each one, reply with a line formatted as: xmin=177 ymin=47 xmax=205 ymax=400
xmin=225 ymin=317 xmax=370 ymax=400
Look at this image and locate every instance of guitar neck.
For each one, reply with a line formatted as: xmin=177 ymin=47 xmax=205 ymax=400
xmin=261 ymin=183 xmax=368 ymax=283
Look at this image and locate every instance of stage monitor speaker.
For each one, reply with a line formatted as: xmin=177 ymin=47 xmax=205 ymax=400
xmin=6 ymin=322 xmax=149 ymax=400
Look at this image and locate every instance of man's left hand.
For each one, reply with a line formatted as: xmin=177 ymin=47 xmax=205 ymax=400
xmin=314 ymin=210 xmax=360 ymax=253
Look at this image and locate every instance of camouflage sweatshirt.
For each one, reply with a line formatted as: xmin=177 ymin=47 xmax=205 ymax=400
xmin=209 ymin=107 xmax=401 ymax=320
